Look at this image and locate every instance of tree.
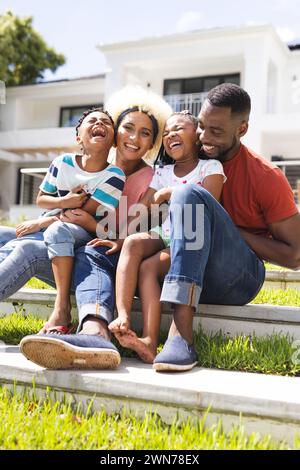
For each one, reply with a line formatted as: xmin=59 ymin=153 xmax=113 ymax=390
xmin=0 ymin=11 xmax=66 ymax=86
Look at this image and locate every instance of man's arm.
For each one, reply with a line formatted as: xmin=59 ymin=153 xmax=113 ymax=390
xmin=240 ymin=213 xmax=300 ymax=270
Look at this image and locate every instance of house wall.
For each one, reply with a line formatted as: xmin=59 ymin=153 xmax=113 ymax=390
xmin=101 ymin=27 xmax=289 ymax=153
xmin=0 ymin=77 xmax=105 ymax=131
xmin=1 ymin=25 xmax=300 ymax=215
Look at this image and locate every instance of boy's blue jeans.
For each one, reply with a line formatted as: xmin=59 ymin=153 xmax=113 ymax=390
xmin=43 ymin=221 xmax=94 ymax=259
xmin=161 ymin=185 xmax=265 ymax=308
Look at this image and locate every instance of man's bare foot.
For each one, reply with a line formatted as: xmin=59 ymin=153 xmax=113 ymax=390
xmin=80 ymin=318 xmax=111 ymax=341
xmin=115 ymin=330 xmax=156 ymax=364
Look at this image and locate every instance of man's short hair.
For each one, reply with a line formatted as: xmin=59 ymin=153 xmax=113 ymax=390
xmin=206 ymin=83 xmax=251 ymax=116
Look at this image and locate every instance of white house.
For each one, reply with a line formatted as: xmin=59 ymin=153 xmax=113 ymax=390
xmin=1 ymin=24 xmax=300 ymax=220
xmin=0 ymin=75 xmax=105 ymax=218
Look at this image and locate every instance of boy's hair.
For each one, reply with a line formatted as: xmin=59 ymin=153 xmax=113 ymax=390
xmin=206 ymin=83 xmax=251 ymax=116
xmin=75 ymin=108 xmax=114 ymax=136
xmin=154 ymin=110 xmax=199 ymax=167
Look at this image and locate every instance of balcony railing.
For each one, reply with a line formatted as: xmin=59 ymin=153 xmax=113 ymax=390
xmin=276 ymin=160 xmax=300 ymax=204
xmin=164 ymin=92 xmax=208 ymax=116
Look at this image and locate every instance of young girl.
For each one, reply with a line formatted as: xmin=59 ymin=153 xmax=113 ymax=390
xmin=109 ymin=111 xmax=226 ymax=363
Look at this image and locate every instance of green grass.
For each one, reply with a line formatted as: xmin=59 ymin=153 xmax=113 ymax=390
xmin=1 ymin=313 xmax=299 ymax=376
xmin=252 ymin=287 xmax=300 ymax=306
xmin=0 ymin=218 xmax=16 ymax=227
xmin=194 ymin=329 xmax=300 ymax=376
xmin=0 ymin=314 xmax=43 ymax=344
xmin=0 ymin=385 xmax=295 ymax=450
xmin=24 ymin=278 xmax=54 ymax=290
xmin=265 ymin=262 xmax=292 ymax=272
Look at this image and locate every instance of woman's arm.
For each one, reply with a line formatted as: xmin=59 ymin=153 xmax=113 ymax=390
xmin=59 ymin=209 xmax=98 ymax=233
xmin=16 ymin=215 xmax=59 ymax=237
xmin=138 ymin=187 xmax=157 ymax=209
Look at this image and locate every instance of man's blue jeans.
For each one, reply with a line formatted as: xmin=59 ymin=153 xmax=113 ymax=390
xmin=161 ymin=185 xmax=265 ymax=307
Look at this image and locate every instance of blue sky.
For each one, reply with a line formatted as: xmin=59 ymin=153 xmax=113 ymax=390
xmin=1 ymin=0 xmax=300 ymax=81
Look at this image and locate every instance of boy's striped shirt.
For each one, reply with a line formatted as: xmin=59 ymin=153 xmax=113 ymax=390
xmin=40 ymin=153 xmax=125 ymax=212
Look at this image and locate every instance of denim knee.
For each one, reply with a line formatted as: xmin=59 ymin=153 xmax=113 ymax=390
xmin=44 ymin=221 xmax=74 ymax=259
xmin=74 ymin=245 xmax=119 ymax=327
xmin=170 ymin=184 xmax=216 ymax=208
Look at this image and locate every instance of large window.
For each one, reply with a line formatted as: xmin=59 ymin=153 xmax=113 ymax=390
xmin=17 ymin=171 xmax=40 ymax=205
xmin=59 ymin=104 xmax=102 ymax=128
xmin=164 ymin=74 xmax=240 ymax=95
xmin=17 ymin=168 xmax=47 ymax=205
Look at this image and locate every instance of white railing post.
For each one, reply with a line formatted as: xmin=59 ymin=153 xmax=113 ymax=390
xmin=164 ymin=92 xmax=208 ymax=115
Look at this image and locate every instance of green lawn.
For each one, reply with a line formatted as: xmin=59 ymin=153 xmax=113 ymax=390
xmin=1 ymin=312 xmax=299 ymax=377
xmin=24 ymin=278 xmax=54 ymax=290
xmin=252 ymin=287 xmax=300 ymax=306
xmin=0 ymin=386 xmax=296 ymax=450
xmin=1 ymin=284 xmax=300 ymax=449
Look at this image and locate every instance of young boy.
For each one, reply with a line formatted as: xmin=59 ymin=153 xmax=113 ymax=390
xmin=37 ymin=108 xmax=125 ymax=334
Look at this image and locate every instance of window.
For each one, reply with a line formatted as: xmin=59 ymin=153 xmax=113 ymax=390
xmin=59 ymin=104 xmax=102 ymax=128
xmin=164 ymin=74 xmax=240 ymax=95
xmin=17 ymin=168 xmax=47 ymax=205
xmin=17 ymin=171 xmax=41 ymax=205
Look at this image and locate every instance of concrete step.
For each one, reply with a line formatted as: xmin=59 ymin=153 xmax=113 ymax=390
xmin=0 ymin=348 xmax=299 ymax=445
xmin=265 ymin=270 xmax=300 ymax=291
xmin=1 ymin=288 xmax=300 ymax=339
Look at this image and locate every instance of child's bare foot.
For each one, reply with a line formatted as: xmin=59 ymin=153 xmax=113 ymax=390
xmin=115 ymin=330 xmax=156 ymax=364
xmin=109 ymin=316 xmax=130 ymax=333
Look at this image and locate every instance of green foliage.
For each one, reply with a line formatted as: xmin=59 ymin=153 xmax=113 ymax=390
xmin=25 ymin=278 xmax=54 ymax=290
xmin=0 ymin=313 xmax=43 ymax=344
xmin=0 ymin=11 xmax=65 ymax=86
xmin=0 ymin=386 xmax=293 ymax=449
xmin=252 ymin=288 xmax=300 ymax=306
xmin=265 ymin=262 xmax=290 ymax=272
xmin=0 ymin=313 xmax=299 ymax=376
xmin=194 ymin=328 xmax=300 ymax=376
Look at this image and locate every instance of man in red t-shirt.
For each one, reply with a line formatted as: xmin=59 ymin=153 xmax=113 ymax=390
xmin=154 ymin=83 xmax=300 ymax=372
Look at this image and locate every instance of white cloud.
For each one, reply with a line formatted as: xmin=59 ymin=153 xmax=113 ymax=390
xmin=276 ymin=26 xmax=296 ymax=43
xmin=176 ymin=11 xmax=204 ymax=33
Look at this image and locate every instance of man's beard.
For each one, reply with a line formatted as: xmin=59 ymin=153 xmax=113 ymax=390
xmin=199 ymin=137 xmax=238 ymax=163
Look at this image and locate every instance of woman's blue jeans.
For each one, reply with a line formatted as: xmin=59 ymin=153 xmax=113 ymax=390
xmin=0 ymin=226 xmax=119 ymax=327
xmin=0 ymin=227 xmax=56 ymax=299
xmin=160 ymin=185 xmax=265 ymax=307
xmin=73 ymin=246 xmax=120 ymax=329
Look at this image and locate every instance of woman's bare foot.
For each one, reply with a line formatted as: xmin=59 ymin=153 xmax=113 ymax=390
xmin=115 ymin=330 xmax=156 ymax=364
xmin=39 ymin=301 xmax=72 ymax=334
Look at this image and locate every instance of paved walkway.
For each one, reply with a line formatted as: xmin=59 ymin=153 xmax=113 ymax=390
xmin=0 ymin=347 xmax=300 ymax=445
